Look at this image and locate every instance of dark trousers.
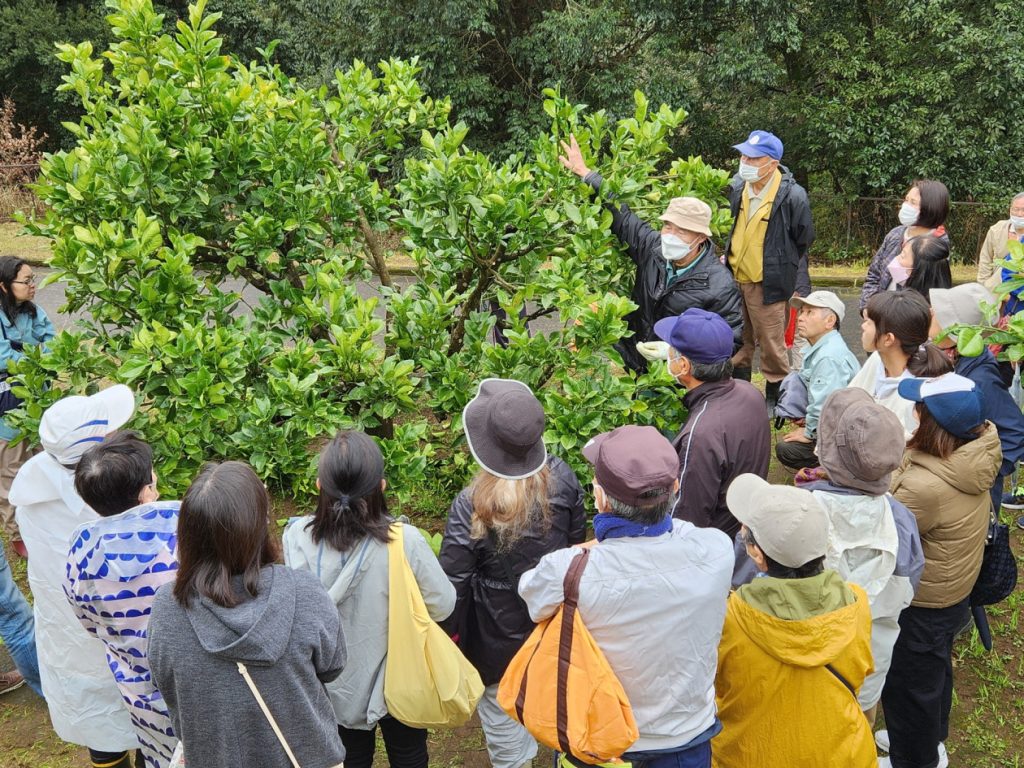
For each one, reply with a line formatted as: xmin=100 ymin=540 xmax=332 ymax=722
xmin=88 ymin=749 xmax=142 ymax=768
xmin=339 ymin=717 xmax=428 ymax=768
xmin=774 ymin=437 xmax=818 ymax=470
xmin=881 ymin=599 xmax=970 ymax=768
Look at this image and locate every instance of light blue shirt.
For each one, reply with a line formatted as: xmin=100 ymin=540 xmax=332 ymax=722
xmin=800 ymin=330 xmax=861 ymax=439
xmin=0 ymin=305 xmax=55 ymax=441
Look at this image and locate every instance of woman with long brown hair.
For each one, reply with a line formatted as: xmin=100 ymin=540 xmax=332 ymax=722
xmin=439 ymin=378 xmax=585 ymax=768
xmin=149 ymin=461 xmax=346 ymax=768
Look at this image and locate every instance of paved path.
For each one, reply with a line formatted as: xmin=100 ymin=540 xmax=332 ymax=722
xmin=31 ymin=267 xmax=867 ymax=360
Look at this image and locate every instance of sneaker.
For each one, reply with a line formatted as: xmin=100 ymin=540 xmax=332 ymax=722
xmin=1001 ymin=491 xmax=1024 ymax=510
xmin=0 ymin=670 xmax=25 ymax=695
xmin=1017 ymin=515 xmax=1024 ymax=531
xmin=874 ymin=732 xmax=947 ymax=768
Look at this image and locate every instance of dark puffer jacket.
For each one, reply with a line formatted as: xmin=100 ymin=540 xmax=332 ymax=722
xmin=723 ymin=166 xmax=814 ymax=305
xmin=438 ymin=456 xmax=586 ymax=684
xmin=583 ymin=172 xmax=744 ymax=372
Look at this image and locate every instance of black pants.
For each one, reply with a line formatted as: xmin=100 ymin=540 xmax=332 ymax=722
xmin=881 ymin=599 xmax=970 ymax=768
xmin=88 ymin=749 xmax=142 ymax=768
xmin=339 ymin=717 xmax=428 ymax=768
xmin=774 ymin=437 xmax=818 ymax=470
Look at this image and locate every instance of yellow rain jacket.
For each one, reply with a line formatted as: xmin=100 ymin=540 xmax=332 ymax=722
xmin=713 ymin=571 xmax=876 ymax=768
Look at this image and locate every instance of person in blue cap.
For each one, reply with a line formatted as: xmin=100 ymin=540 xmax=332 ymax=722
xmin=724 ymin=130 xmax=814 ymax=414
xmin=654 ymin=308 xmax=770 ymax=538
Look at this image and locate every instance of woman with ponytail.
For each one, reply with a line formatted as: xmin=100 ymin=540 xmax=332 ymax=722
xmin=283 ymin=431 xmax=455 ymax=768
xmin=849 ymin=290 xmax=952 ymax=437
xmin=439 ymin=379 xmax=585 ymax=768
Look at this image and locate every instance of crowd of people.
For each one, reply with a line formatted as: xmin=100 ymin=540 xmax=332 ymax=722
xmin=0 ymin=129 xmax=1020 ymax=768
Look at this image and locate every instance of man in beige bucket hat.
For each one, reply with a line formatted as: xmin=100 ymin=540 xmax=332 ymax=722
xmin=558 ymin=135 xmax=743 ymax=372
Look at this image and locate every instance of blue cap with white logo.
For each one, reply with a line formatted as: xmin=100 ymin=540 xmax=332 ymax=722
xmin=733 ymin=130 xmax=784 ymax=160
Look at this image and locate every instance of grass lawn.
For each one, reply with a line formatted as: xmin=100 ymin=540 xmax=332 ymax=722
xmin=0 ymin=222 xmax=52 ymax=264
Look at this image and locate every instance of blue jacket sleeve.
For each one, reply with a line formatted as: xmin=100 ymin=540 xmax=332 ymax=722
xmin=973 ymin=368 xmax=1024 ymax=475
xmin=804 ymin=357 xmax=851 ymax=439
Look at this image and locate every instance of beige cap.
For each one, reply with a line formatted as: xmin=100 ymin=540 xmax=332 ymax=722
xmin=930 ymin=283 xmax=995 ymax=334
xmin=726 ymin=474 xmax=828 ymax=568
xmin=659 ymin=197 xmax=712 ymax=237
xmin=790 ymin=290 xmax=846 ymax=322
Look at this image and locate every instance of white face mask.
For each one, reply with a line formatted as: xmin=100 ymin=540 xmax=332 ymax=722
xmin=898 ymin=202 xmax=919 ymax=227
xmin=1010 ymin=215 xmax=1024 ymax=231
xmin=738 ymin=161 xmax=763 ymax=183
xmin=662 ymin=233 xmax=693 ymax=262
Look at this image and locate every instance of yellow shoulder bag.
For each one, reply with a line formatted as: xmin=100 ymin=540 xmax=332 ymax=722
xmin=383 ymin=523 xmax=484 ymax=728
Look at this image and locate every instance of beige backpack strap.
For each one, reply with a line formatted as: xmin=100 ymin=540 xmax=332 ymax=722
xmin=237 ymin=662 xmax=302 ymax=768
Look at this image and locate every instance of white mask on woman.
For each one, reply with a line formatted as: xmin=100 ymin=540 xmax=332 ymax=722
xmin=898 ymin=202 xmax=919 ymax=227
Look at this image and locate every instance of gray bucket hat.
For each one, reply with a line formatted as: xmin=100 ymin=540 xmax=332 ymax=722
xmin=817 ymin=388 xmax=906 ymax=495
xmin=462 ymin=378 xmax=547 ymax=480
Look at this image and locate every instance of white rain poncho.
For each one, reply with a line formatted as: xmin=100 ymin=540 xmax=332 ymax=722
xmin=10 ymin=452 xmax=137 ymax=751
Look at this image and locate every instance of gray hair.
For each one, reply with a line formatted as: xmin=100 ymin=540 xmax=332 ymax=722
xmin=690 ymin=358 xmax=734 ymax=382
xmin=1012 ymin=192 xmax=1024 ymax=206
xmin=607 ymin=487 xmax=677 ymax=525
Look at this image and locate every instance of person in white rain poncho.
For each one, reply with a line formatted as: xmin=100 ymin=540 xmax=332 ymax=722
xmin=9 ymin=386 xmax=141 ymax=767
xmin=794 ymin=387 xmax=924 ymax=720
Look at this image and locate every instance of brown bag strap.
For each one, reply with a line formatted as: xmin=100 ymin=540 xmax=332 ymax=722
xmin=512 ymin=547 xmax=591 ymax=742
xmin=556 ymin=549 xmax=590 ymax=755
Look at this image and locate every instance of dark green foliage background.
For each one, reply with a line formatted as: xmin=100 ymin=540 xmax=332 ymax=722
xmin=4 ymin=0 xmax=1022 ymax=201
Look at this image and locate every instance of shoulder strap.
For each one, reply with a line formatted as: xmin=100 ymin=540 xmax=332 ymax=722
xmin=237 ymin=662 xmax=301 ymax=768
xmin=556 ymin=549 xmax=590 ymax=754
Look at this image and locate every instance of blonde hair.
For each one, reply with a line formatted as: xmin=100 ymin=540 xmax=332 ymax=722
xmin=469 ymin=465 xmax=551 ymax=550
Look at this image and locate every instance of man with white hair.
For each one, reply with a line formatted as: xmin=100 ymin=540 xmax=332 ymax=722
xmin=976 ymin=192 xmax=1024 ymax=291
xmin=775 ymin=290 xmax=860 ymax=470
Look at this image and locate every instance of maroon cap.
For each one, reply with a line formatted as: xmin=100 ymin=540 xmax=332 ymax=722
xmin=582 ymin=425 xmax=679 ymax=507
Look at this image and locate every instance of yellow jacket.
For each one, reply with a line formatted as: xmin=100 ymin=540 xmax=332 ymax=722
xmin=727 ymin=170 xmax=782 ymax=283
xmin=713 ymin=572 xmax=876 ymax=768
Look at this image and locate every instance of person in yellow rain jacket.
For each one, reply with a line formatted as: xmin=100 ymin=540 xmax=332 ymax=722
xmin=713 ymin=475 xmax=876 ymax=768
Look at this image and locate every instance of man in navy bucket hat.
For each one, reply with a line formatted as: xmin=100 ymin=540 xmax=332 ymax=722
xmin=655 ymin=309 xmax=771 ymax=537
xmin=724 ymin=130 xmax=815 ymax=416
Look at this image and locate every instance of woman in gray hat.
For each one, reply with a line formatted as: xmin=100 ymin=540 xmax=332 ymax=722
xmin=439 ymin=378 xmax=585 ymax=768
xmin=794 ymin=388 xmax=923 ymax=722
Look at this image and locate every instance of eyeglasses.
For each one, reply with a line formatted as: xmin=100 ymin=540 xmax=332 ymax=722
xmin=11 ymin=277 xmax=35 ymax=286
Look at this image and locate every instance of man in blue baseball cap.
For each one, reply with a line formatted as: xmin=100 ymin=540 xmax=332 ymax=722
xmin=724 ymin=130 xmax=815 ymax=416
xmin=654 ymin=308 xmax=771 ymax=537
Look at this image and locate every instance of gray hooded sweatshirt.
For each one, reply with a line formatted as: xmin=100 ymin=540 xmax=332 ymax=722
xmin=148 ymin=565 xmax=346 ymax=768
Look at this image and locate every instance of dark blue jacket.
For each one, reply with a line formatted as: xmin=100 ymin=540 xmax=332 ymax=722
xmin=956 ymin=348 xmax=1024 ymax=477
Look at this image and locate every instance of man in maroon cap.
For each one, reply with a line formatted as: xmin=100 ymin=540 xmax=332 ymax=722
xmin=519 ymin=425 xmax=733 ymax=767
xmin=655 ymin=308 xmax=770 ymax=538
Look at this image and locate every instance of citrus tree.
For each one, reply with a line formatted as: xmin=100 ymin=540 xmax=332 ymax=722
xmin=16 ymin=0 xmax=731 ymax=511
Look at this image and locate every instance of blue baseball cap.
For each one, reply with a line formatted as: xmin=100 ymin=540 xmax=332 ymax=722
xmin=733 ymin=130 xmax=784 ymax=161
xmin=897 ymin=373 xmax=985 ymax=439
xmin=653 ymin=309 xmax=734 ymax=364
